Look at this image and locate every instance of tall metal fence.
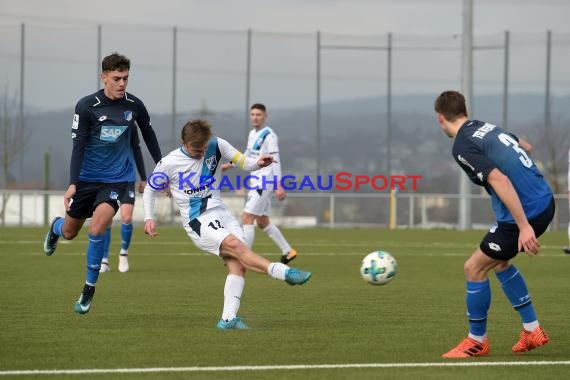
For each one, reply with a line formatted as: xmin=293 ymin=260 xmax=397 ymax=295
xmin=0 ymin=21 xmax=569 ymax=229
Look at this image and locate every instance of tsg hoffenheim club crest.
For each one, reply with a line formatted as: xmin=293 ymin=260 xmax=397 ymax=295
xmin=124 ymin=111 xmax=133 ymax=121
xmin=205 ymin=155 xmax=217 ymax=171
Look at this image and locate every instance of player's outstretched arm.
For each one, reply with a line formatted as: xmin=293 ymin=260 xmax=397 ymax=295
xmin=218 ymin=138 xmax=272 ymax=171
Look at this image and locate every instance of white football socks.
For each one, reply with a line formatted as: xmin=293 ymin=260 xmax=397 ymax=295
xmin=221 ymin=274 xmax=245 ymax=321
xmin=267 ymin=262 xmax=288 ymax=281
xmin=243 ymin=224 xmax=255 ymax=248
xmin=263 ymin=223 xmax=292 ymax=254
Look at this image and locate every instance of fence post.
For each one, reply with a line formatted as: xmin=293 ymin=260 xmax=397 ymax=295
xmin=43 ymin=152 xmax=50 ymax=226
xmin=329 ymin=194 xmax=335 ymax=228
xmin=421 ymin=195 xmax=427 ymax=228
xmin=408 ymin=194 xmax=414 ymax=228
xmin=389 ymin=189 xmax=397 ymax=229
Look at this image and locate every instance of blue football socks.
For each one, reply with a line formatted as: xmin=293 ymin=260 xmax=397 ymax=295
xmin=121 ymin=223 xmax=133 ymax=251
xmin=53 ymin=217 xmax=65 ymax=237
xmin=466 ymin=279 xmax=491 ymax=337
xmin=85 ymin=233 xmax=105 ymax=284
xmin=496 ymin=265 xmax=537 ymax=323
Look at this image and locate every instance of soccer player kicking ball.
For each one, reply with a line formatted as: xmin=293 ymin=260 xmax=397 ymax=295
xmin=434 ymin=91 xmax=553 ymax=358
xmin=142 ymin=119 xmax=312 ymax=330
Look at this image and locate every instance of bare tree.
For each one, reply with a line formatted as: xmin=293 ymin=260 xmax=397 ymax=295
xmin=536 ymin=115 xmax=570 ymax=194
xmin=0 ymin=89 xmax=29 ymax=225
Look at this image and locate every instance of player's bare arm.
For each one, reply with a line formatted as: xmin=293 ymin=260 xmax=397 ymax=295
xmin=275 ymin=181 xmax=286 ymax=201
xmin=518 ymin=138 xmax=533 ymax=154
xmin=486 ymin=168 xmax=539 ymax=256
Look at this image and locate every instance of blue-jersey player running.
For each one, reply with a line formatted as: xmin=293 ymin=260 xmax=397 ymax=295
xmin=43 ymin=52 xmax=162 ymax=314
xmin=434 ymin=90 xmax=554 ymax=358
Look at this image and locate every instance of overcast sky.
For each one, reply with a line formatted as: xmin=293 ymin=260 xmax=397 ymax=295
xmin=1 ymin=0 xmax=569 ymax=35
xmin=0 ymin=0 xmax=568 ymax=114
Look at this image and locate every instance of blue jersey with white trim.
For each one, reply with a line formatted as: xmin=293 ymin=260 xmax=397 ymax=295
xmin=452 ymin=120 xmax=552 ymax=223
xmin=70 ymin=89 xmax=161 ymax=183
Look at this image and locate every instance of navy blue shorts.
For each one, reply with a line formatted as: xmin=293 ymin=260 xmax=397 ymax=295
xmin=67 ymin=181 xmax=129 ymax=219
xmin=480 ymin=198 xmax=555 ymax=260
xmin=119 ymin=182 xmax=136 ymax=205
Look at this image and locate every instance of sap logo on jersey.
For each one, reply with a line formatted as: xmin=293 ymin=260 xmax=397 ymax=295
xmin=100 ymin=125 xmax=127 ymax=142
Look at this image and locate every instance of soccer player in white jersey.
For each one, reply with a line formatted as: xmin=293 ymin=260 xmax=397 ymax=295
xmin=564 ymin=149 xmax=570 ymax=254
xmin=238 ymin=103 xmax=298 ymax=264
xmin=142 ymin=119 xmax=312 ymax=329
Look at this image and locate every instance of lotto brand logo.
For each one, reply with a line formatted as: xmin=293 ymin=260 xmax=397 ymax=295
xmin=100 ymin=125 xmax=127 ymax=142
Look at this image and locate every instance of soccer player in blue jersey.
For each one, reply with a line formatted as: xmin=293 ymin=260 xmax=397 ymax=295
xmin=43 ymin=52 xmax=162 ymax=314
xmin=100 ymin=130 xmax=147 ymax=273
xmin=435 ymin=90 xmax=554 ymax=358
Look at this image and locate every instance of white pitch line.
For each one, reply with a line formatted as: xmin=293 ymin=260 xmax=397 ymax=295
xmin=2 ymin=361 xmax=570 ymax=376
xmin=5 ymin=250 xmax=570 ymax=258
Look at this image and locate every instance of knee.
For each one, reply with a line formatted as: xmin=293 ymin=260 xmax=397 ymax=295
xmin=121 ymin=207 xmax=133 ymax=224
xmin=222 ymin=235 xmax=246 ymax=256
xmin=463 ymin=259 xmax=485 ymax=281
xmin=257 ymin=218 xmax=269 ymax=229
xmin=231 ymin=266 xmax=246 ymax=277
xmin=462 ymin=262 xmax=469 ymax=277
xmin=241 ymin=214 xmax=253 ymax=225
xmin=89 ymin=221 xmax=110 ymax=236
xmin=62 ymin=226 xmax=79 ymax=240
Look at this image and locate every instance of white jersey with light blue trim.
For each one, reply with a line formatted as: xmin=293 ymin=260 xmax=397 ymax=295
xmin=143 ymin=137 xmax=260 ymax=226
xmin=245 ymin=126 xmax=281 ymax=188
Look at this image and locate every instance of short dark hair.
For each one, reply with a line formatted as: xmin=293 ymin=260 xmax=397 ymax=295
xmin=250 ymin=103 xmax=266 ymax=113
xmin=434 ymin=91 xmax=468 ymax=122
xmin=102 ymin=52 xmax=130 ymax=72
xmin=181 ymin=119 xmax=213 ymax=148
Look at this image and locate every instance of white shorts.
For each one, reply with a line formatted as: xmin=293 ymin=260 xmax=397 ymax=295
xmin=184 ymin=206 xmax=244 ymax=256
xmin=243 ymin=189 xmax=272 ymax=216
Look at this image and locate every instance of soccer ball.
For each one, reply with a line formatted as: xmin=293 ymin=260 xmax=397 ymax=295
xmin=360 ymin=251 xmax=397 ymax=285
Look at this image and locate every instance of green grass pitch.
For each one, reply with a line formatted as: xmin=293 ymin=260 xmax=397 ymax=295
xmin=0 ymin=226 xmax=569 ymax=379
